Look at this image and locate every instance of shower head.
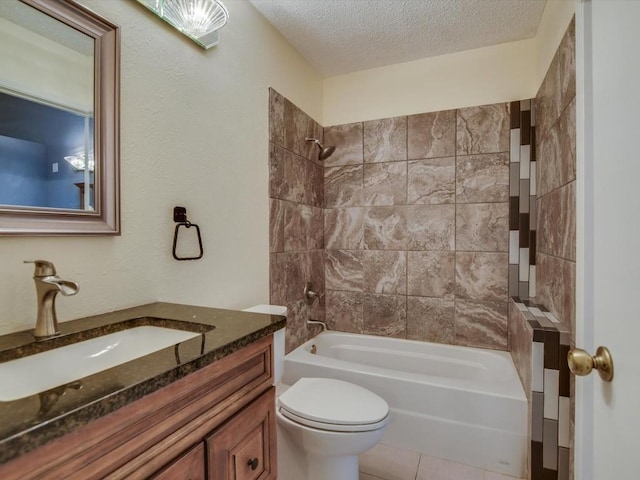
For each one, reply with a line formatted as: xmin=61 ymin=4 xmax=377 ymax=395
xmin=305 ymin=137 xmax=336 ymax=161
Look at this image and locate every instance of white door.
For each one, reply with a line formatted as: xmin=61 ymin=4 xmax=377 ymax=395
xmin=576 ymin=0 xmax=640 ymax=478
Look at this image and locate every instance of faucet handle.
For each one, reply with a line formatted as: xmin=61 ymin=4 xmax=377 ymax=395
xmin=24 ymin=260 xmax=57 ymax=277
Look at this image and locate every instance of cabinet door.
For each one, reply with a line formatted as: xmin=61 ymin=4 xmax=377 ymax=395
xmin=207 ymin=388 xmax=276 ymax=480
xmin=152 ymin=443 xmax=206 ymax=480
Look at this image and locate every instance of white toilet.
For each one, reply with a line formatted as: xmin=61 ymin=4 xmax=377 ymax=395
xmin=276 ymin=377 xmax=389 ymax=480
xmin=241 ymin=304 xmax=389 ymax=480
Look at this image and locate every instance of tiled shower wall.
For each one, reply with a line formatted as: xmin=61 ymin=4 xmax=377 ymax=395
xmin=534 ymin=18 xmax=576 ymax=337
xmin=322 ymin=105 xmax=511 ymax=350
xmin=509 ymin=17 xmax=576 ymax=480
xmin=268 ymin=89 xmax=325 ymax=353
xmin=510 ymin=298 xmax=572 ymax=480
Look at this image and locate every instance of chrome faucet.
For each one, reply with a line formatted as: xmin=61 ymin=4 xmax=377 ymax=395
xmin=303 ymin=282 xmax=324 ymax=304
xmin=24 ymin=260 xmax=79 ymax=339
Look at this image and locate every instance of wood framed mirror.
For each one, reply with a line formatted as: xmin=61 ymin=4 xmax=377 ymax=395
xmin=0 ymin=0 xmax=120 ymax=235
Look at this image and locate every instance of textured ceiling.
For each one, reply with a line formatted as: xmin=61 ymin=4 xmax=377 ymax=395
xmin=249 ymin=0 xmax=547 ymax=77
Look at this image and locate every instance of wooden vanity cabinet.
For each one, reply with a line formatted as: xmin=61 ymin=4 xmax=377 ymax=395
xmin=152 ymin=444 xmax=206 ymax=480
xmin=207 ymin=388 xmax=276 ymax=480
xmin=0 ymin=335 xmax=277 ymax=480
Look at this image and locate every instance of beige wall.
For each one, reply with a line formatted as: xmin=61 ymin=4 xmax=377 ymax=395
xmin=322 ymin=0 xmax=575 ymax=127
xmin=323 ymin=39 xmax=537 ymax=126
xmin=0 ymin=0 xmax=322 ymax=334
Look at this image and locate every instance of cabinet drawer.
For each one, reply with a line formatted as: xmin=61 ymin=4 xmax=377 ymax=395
xmin=207 ymin=388 xmax=276 ymax=480
xmin=152 ymin=444 xmax=205 ymax=480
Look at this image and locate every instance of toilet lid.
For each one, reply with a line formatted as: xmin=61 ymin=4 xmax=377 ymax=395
xmin=278 ymin=378 xmax=389 ymax=431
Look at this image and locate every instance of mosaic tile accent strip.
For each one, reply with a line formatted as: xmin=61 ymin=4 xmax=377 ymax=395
xmin=511 ymin=297 xmax=570 ymax=480
xmin=509 ymin=101 xmax=537 ymax=298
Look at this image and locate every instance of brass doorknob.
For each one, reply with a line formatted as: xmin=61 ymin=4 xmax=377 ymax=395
xmin=567 ymin=346 xmax=614 ymax=382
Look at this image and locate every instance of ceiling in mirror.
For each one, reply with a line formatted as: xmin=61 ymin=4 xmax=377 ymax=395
xmin=0 ymin=0 xmax=120 ymax=235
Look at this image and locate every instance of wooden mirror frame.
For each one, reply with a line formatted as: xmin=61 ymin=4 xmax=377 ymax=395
xmin=0 ymin=0 xmax=120 ymax=235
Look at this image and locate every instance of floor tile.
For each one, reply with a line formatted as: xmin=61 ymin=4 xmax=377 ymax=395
xmin=359 ymin=443 xmax=420 ymax=480
xmin=416 ymin=455 xmax=485 ymax=480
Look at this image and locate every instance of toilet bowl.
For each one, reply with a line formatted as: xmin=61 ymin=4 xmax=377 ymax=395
xmin=276 ymin=377 xmax=389 ymax=480
xmin=240 ymin=304 xmax=389 ymax=479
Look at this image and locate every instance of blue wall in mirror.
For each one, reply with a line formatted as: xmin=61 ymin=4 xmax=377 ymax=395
xmin=0 ymin=92 xmax=94 ymax=209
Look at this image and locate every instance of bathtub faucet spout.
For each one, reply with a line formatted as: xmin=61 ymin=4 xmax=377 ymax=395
xmin=307 ymin=319 xmax=328 ymax=332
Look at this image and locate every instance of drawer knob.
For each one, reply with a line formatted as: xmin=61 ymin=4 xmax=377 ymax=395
xmin=247 ymin=457 xmax=259 ymax=470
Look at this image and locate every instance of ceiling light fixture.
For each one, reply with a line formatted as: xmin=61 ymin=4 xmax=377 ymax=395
xmin=136 ymin=0 xmax=229 ymax=49
xmin=64 ymin=153 xmax=94 ymax=172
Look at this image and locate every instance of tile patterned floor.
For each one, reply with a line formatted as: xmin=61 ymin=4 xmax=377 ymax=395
xmin=359 ymin=443 xmax=525 ymax=480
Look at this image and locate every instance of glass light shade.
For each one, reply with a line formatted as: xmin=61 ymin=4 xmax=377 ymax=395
xmin=64 ymin=153 xmax=94 ymax=172
xmin=136 ymin=0 xmax=229 ymax=49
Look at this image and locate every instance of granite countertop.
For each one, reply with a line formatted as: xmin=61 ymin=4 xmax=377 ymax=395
xmin=0 ymin=302 xmax=286 ymax=464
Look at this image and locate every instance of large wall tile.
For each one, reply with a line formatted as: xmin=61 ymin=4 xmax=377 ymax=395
xmin=537 ymin=98 xmax=576 ymax=197
xmin=456 ymin=203 xmax=509 ymax=252
xmin=407 ymin=251 xmax=455 ymax=297
xmin=536 ymin=18 xmax=576 ymax=139
xmin=284 ymin=98 xmax=315 ymax=159
xmin=509 ymin=301 xmax=533 ymax=400
xmin=456 ymin=153 xmax=509 ymax=203
xmin=363 ymin=293 xmax=407 ymax=338
xmin=309 ymin=207 xmax=324 ymax=250
xmin=407 ymin=297 xmax=455 ymax=343
xmin=457 ymin=104 xmax=510 ymax=155
xmin=363 ymin=206 xmax=407 ymax=250
xmin=363 ymin=250 xmax=407 ymax=294
xmin=323 ymin=122 xmax=364 ymax=167
xmin=269 ymin=88 xmax=284 ymax=146
xmin=325 ymin=165 xmax=363 ymax=208
xmin=407 ymin=110 xmax=456 ymax=159
xmin=269 ymin=199 xmax=284 ymax=253
xmin=325 ymin=249 xmax=363 ymax=292
xmin=364 ymin=116 xmax=407 ymax=163
xmin=536 ymin=253 xmax=576 ymax=335
xmin=325 ymin=207 xmax=364 ymax=249
xmin=455 ymin=252 xmax=508 ymax=302
xmin=455 ymin=299 xmax=508 ymax=349
xmin=407 ymin=205 xmax=455 ymax=250
xmin=325 ymin=290 xmax=364 ymax=333
xmin=363 ymin=161 xmax=407 ymax=206
xmin=270 ymin=251 xmax=308 ymax=305
xmin=269 ymin=143 xmax=285 ymax=199
xmin=269 ymin=253 xmax=286 ymax=305
xmin=282 ymin=150 xmax=307 ymax=203
xmin=284 ymin=299 xmax=310 ymax=353
xmin=284 ymin=202 xmax=311 ymax=251
xmin=308 ymin=160 xmax=325 ymax=208
xmin=537 ymin=182 xmax=575 ymax=261
xmin=407 ymin=157 xmax=455 ymax=205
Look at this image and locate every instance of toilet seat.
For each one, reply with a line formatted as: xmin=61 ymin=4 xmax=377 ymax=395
xmin=278 ymin=378 xmax=389 ymax=433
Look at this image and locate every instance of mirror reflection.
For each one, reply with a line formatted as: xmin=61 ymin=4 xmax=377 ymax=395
xmin=0 ymin=0 xmax=95 ymax=211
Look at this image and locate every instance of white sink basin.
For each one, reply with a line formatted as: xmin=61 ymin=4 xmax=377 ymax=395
xmin=0 ymin=326 xmax=201 ymax=402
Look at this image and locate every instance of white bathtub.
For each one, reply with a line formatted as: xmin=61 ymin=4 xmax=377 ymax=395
xmin=282 ymin=332 xmax=527 ymax=478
